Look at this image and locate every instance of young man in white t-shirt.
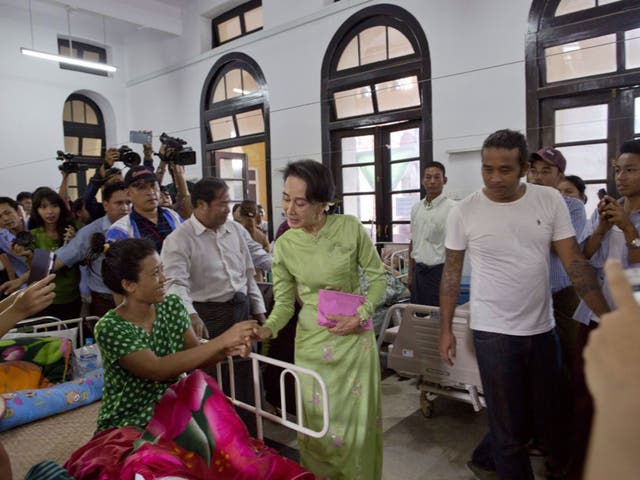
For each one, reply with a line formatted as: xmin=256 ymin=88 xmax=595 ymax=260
xmin=438 ymin=129 xmax=609 ymax=479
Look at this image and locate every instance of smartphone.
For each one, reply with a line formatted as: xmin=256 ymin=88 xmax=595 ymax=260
xmin=27 ymin=249 xmax=55 ymax=284
xmin=129 ymin=130 xmax=153 ymax=145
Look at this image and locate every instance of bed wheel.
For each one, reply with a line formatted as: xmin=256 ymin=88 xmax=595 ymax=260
xmin=420 ymin=391 xmax=434 ymax=418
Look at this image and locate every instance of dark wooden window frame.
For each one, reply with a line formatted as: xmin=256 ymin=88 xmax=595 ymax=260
xmin=63 ymin=94 xmax=106 ymax=194
xmin=321 ymin=4 xmax=432 ymax=243
xmin=200 ymin=52 xmax=271 ymax=235
xmin=57 ymin=38 xmax=108 ymax=77
xmin=211 ymin=0 xmax=262 ymax=48
xmin=526 ymin=0 xmax=640 ymax=194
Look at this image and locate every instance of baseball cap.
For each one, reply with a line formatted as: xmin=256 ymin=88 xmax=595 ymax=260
xmin=530 ymin=147 xmax=567 ymax=173
xmin=124 ymin=166 xmax=157 ymax=188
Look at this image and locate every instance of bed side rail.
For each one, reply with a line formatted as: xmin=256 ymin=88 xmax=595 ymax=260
xmin=218 ymin=352 xmax=329 ymax=441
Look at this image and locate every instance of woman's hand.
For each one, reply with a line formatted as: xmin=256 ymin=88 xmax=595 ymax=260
xmin=220 ymin=320 xmax=258 ymax=354
xmin=253 ymin=325 xmax=273 ymax=342
xmin=0 ymin=278 xmax=24 ymax=295
xmin=63 ymin=225 xmax=76 ymax=244
xmin=326 ymin=314 xmax=361 ymax=336
xmin=12 ymin=274 xmax=56 ymax=318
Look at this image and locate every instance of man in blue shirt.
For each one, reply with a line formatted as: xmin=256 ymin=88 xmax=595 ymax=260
xmin=54 ymin=182 xmax=130 ymax=317
xmin=105 ymin=166 xmax=183 ymax=252
xmin=528 ymin=146 xmax=587 ymax=366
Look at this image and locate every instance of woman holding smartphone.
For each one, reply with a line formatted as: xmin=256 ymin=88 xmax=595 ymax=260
xmin=27 ymin=187 xmax=80 ymax=319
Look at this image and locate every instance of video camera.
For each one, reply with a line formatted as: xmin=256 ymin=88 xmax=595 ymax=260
xmin=12 ymin=231 xmax=35 ymax=250
xmin=115 ymin=145 xmax=141 ymax=168
xmin=158 ymin=132 xmax=196 ymax=166
xmin=56 ymin=151 xmax=89 ymax=174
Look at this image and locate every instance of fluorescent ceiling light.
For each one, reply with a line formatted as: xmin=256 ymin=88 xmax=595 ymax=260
xmin=20 ymin=47 xmax=117 ymax=73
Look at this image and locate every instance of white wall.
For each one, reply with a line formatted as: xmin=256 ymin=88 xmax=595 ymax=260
xmin=0 ymin=0 xmax=130 ymax=197
xmin=0 ymin=0 xmax=533 ymax=212
xmin=124 ymin=0 xmax=531 ymax=220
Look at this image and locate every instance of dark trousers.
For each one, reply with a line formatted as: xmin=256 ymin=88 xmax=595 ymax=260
xmin=83 ymin=292 xmax=116 ymax=338
xmin=37 ymin=298 xmax=82 ymax=320
xmin=411 ymin=262 xmax=444 ymax=306
xmin=89 ymin=292 xmax=115 ymax=318
xmin=552 ymin=286 xmax=581 ymax=372
xmin=472 ymin=329 xmax=568 ymax=480
xmin=194 ymin=294 xmax=258 ymax=436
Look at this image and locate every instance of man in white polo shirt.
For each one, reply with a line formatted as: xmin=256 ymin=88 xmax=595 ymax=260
xmin=439 ymin=129 xmax=609 ymax=479
xmin=408 ymin=161 xmax=455 ymax=306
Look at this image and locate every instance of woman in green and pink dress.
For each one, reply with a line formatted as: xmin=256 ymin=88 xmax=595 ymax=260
xmin=257 ymin=160 xmax=386 ymax=479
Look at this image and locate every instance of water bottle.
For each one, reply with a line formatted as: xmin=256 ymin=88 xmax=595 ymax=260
xmin=75 ymin=338 xmax=102 ymax=377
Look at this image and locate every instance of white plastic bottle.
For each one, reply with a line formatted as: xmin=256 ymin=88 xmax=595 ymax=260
xmin=75 ymin=338 xmax=102 ymax=377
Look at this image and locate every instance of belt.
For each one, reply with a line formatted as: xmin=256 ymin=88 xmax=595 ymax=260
xmin=195 ymin=291 xmax=248 ymax=307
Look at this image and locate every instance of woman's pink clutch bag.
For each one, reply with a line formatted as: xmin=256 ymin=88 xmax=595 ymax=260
xmin=317 ymin=289 xmax=372 ymax=331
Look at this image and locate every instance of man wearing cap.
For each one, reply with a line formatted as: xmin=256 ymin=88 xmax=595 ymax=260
xmin=528 ymin=147 xmax=586 ymax=369
xmin=105 ymin=166 xmax=182 ymax=253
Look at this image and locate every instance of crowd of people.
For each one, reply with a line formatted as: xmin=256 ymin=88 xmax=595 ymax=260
xmin=1 ymin=132 xmax=640 ymax=479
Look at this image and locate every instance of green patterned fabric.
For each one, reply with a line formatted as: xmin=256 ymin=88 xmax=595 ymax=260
xmin=94 ymin=294 xmax=190 ymax=431
xmin=265 ymin=214 xmax=386 ymax=480
xmin=0 ymin=336 xmax=71 ymax=385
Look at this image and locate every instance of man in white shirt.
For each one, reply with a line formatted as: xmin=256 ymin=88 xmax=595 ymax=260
xmin=439 ymin=129 xmax=609 ymax=479
xmin=162 ymin=177 xmax=266 ymax=435
xmin=408 ymin=161 xmax=455 ymax=306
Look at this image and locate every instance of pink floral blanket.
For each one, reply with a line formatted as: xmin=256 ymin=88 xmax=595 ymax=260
xmin=65 ymin=369 xmax=315 ymax=480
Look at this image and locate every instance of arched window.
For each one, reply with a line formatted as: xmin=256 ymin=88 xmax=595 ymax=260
xmin=526 ymin=0 xmax=640 ymax=212
xmin=200 ymin=53 xmax=271 ymax=231
xmin=321 ymin=4 xmax=432 ymax=243
xmin=62 ymin=94 xmax=105 ymax=199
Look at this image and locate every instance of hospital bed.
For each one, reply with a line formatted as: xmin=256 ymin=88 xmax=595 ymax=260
xmin=1 ymin=316 xmax=329 ymax=478
xmin=378 ymin=302 xmax=485 ymax=418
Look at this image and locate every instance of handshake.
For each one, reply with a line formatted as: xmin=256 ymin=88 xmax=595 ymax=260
xmin=191 ymin=316 xmax=273 ymax=358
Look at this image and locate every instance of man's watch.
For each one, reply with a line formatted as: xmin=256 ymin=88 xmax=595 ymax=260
xmin=628 ymin=238 xmax=640 ymax=248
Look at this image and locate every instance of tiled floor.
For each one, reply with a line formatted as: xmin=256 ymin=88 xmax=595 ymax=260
xmin=263 ymin=373 xmax=548 ymax=479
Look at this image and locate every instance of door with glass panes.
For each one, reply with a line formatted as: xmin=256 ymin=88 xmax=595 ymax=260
xmin=333 ymin=121 xmax=422 ymax=243
xmin=541 ymin=87 xmax=640 ymax=215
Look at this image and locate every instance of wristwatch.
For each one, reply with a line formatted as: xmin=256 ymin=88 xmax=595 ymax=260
xmin=628 ymin=238 xmax=640 ymax=248
xmin=358 ymin=313 xmax=369 ymax=329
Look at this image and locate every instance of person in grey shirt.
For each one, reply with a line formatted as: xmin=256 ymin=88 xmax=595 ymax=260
xmin=161 ymin=177 xmax=266 ymax=435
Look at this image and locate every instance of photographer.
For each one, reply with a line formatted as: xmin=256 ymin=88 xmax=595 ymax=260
xmin=156 ymin=135 xmax=193 ymax=220
xmin=83 ymin=148 xmax=126 ymax=221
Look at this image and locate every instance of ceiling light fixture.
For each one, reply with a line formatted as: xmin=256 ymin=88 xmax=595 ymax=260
xmin=20 ymin=0 xmax=117 ymax=73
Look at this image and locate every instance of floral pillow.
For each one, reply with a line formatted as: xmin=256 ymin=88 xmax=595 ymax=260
xmin=0 ymin=337 xmax=72 ymax=392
